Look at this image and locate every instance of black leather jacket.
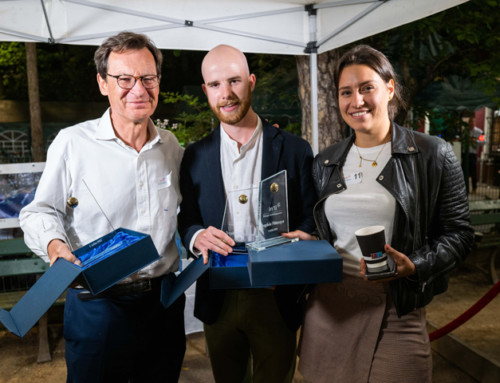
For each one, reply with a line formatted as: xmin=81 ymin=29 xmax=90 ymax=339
xmin=312 ymin=123 xmax=474 ymax=317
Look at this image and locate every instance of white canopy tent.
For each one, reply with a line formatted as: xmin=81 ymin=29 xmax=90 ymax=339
xmin=0 ymin=0 xmax=468 ymax=152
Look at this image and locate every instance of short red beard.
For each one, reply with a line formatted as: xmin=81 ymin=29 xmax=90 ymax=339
xmin=210 ymin=88 xmax=252 ymax=125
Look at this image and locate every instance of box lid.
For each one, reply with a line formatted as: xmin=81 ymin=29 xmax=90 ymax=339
xmin=0 ymin=259 xmax=80 ymax=337
xmin=161 ymin=256 xmax=208 ymax=308
xmin=247 ymin=239 xmax=343 ymax=286
xmin=0 ymin=228 xmax=160 ymax=337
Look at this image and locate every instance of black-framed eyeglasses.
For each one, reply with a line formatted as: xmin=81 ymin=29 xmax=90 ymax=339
xmin=106 ymin=73 xmax=160 ymax=89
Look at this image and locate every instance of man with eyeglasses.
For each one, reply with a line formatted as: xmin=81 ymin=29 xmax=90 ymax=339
xmin=20 ymin=31 xmax=186 ymax=382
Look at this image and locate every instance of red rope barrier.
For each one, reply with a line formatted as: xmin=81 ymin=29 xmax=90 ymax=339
xmin=429 ymin=279 xmax=500 ymax=342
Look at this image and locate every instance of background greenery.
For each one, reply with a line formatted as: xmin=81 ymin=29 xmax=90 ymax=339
xmin=0 ymin=0 xmax=498 ymax=145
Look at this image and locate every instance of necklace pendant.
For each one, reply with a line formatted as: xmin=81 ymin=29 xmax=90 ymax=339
xmin=359 ymin=156 xmax=363 ymax=168
xmin=372 ymin=161 xmax=378 ymax=167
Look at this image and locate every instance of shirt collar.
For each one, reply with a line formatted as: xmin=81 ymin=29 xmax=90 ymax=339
xmin=220 ymin=116 xmax=262 ymax=155
xmin=95 ymin=108 xmax=161 ymax=147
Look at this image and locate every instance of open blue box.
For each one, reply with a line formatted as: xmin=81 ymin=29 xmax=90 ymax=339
xmin=161 ymin=239 xmax=342 ymax=308
xmin=0 ymin=228 xmax=160 ymax=337
xmin=207 ymin=246 xmax=273 ymax=289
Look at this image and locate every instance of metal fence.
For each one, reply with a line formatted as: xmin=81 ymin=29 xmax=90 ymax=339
xmin=469 ymin=158 xmax=500 ymax=202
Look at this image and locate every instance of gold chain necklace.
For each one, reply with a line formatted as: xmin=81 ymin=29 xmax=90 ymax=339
xmin=354 ymin=141 xmax=388 ymax=168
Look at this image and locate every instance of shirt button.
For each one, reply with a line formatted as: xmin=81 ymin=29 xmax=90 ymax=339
xmin=336 ymin=183 xmax=342 ymax=188
xmin=408 ymin=146 xmax=415 ymax=152
xmin=378 ymin=176 xmax=384 ymax=181
xmin=324 ymin=160 xmax=329 ymax=165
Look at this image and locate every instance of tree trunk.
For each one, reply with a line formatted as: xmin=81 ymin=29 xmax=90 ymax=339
xmin=25 ymin=42 xmax=45 ymax=162
xmin=296 ymin=50 xmax=344 ymax=153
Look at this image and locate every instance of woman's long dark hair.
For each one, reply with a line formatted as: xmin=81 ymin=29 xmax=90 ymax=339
xmin=334 ymin=45 xmax=406 ymax=120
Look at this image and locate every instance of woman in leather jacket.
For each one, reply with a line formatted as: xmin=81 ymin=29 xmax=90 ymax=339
xmin=285 ymin=45 xmax=473 ymax=382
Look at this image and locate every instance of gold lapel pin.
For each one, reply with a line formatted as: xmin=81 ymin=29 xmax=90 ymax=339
xmin=67 ymin=197 xmax=79 ymax=209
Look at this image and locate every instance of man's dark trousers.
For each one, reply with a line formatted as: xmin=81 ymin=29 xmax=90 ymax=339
xmin=64 ymin=284 xmax=186 ymax=383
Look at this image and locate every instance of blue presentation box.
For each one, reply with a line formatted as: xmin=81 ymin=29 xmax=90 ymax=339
xmin=247 ymin=239 xmax=343 ymax=286
xmin=207 ymin=249 xmax=273 ymax=289
xmin=161 ymin=239 xmax=342 ymax=308
xmin=0 ymin=228 xmax=159 ymax=337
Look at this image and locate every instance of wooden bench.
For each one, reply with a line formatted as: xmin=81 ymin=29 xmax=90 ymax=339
xmin=469 ymin=200 xmax=500 ymax=283
xmin=0 ymin=238 xmax=64 ymax=362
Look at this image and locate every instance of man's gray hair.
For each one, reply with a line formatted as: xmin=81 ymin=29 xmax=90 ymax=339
xmin=94 ymin=31 xmax=162 ymax=78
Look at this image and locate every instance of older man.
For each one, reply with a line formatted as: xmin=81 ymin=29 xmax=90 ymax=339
xmin=20 ymin=32 xmax=185 ymax=383
xmin=178 ymin=44 xmax=316 ymax=383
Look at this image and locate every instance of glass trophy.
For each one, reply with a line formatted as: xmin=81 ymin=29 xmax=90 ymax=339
xmin=246 ymin=170 xmax=298 ymax=252
xmin=51 ymin=179 xmax=129 ymax=264
xmin=221 ymin=186 xmax=258 ymax=253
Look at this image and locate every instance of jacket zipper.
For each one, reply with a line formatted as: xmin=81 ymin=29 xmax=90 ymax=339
xmin=414 ymin=261 xmax=456 ymax=310
xmin=412 ymin=154 xmax=420 ymax=310
xmin=420 ymin=262 xmax=457 ymax=293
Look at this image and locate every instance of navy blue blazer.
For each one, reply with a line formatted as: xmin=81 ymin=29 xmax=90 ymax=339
xmin=178 ymin=119 xmax=316 ymax=330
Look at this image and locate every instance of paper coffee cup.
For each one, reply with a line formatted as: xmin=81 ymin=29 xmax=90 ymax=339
xmin=355 ymin=225 xmax=389 ymax=273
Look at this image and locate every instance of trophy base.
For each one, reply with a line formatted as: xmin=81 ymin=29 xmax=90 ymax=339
xmin=246 ymin=236 xmax=299 ymax=252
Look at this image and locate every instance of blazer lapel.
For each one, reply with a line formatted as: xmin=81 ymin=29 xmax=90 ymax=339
xmin=204 ymin=128 xmax=226 ymax=226
xmin=261 ymin=121 xmax=283 ymax=179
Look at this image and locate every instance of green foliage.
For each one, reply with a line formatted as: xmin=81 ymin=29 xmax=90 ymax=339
xmin=158 ymin=91 xmax=215 ymax=146
xmin=248 ymin=53 xmax=301 ymax=134
xmin=0 ymin=42 xmax=100 ymax=101
xmin=422 ymin=109 xmax=467 ymax=143
xmin=0 ymin=0 xmax=496 ymax=149
xmin=283 ymin=121 xmax=301 ymax=136
xmin=348 ymin=0 xmax=500 ymax=134
xmin=0 ymin=42 xmax=27 ymax=99
xmin=0 ymin=42 xmax=24 ymax=67
xmin=434 ymin=0 xmax=500 ymax=99
xmin=412 ymin=0 xmax=498 ymax=101
xmin=36 ymin=44 xmax=100 ymax=101
xmin=0 ymin=44 xmax=207 ymax=103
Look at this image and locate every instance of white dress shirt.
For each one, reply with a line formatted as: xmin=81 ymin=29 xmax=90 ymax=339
xmin=220 ymin=118 xmax=263 ymax=243
xmin=189 ymin=117 xmax=263 ymax=252
xmin=19 ymin=108 xmax=184 ymax=280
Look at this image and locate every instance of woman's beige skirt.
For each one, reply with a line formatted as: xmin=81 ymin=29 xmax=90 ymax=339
xmin=298 ymin=275 xmax=431 ymax=383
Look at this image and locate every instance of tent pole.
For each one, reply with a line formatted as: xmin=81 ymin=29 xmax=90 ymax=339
xmin=307 ymin=6 xmax=319 ymax=155
xmin=40 ymin=0 xmax=54 ymax=43
xmin=310 ymin=53 xmax=319 ymax=155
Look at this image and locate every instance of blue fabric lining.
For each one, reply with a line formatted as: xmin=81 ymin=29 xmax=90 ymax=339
xmin=78 ymin=231 xmax=144 ymax=268
xmin=211 ymin=245 xmax=248 ymax=267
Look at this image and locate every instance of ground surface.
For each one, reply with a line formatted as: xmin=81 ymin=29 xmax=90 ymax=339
xmin=426 ymin=261 xmax=500 ymax=365
xmin=0 ymin=261 xmax=498 ymax=382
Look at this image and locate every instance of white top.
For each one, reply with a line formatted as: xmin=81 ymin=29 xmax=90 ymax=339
xmin=220 ymin=117 xmax=263 ymax=243
xmin=324 ymin=142 xmax=395 ymax=277
xmin=189 ymin=117 xmax=263 ymax=252
xmin=19 ymin=109 xmax=184 ymax=280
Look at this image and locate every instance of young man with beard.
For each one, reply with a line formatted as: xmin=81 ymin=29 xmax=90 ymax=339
xmin=178 ymin=44 xmax=316 ymax=382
